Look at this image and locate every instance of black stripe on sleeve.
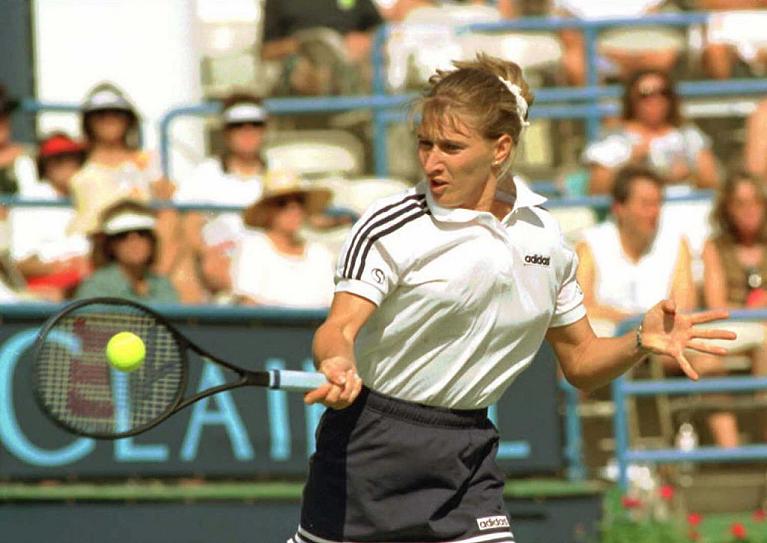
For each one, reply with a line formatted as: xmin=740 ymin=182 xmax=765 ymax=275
xmin=353 ymin=206 xmax=430 ymax=280
xmin=341 ymin=193 xmax=425 ymax=278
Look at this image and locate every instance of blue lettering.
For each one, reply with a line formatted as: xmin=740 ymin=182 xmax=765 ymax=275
xmin=0 ymin=329 xmax=95 ymax=466
xmin=180 ymin=362 xmax=253 ymax=461
xmin=112 ymin=370 xmax=169 ymax=462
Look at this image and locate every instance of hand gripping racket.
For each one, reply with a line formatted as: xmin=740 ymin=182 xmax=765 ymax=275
xmin=33 ymin=297 xmax=327 ymax=439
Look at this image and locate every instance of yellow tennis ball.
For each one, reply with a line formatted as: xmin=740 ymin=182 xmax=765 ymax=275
xmin=105 ymin=332 xmax=146 ymax=372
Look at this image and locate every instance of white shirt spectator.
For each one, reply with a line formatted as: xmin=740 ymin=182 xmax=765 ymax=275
xmin=555 ymin=0 xmax=663 ymax=19
xmin=13 ymin=154 xmax=39 ymax=195
xmin=581 ymin=219 xmax=681 ymax=315
xmin=582 ymin=124 xmax=711 ymax=179
xmin=68 ymin=152 xmax=162 ymax=234
xmin=231 ymin=230 xmax=334 ymax=308
xmin=176 ymin=158 xmax=264 ymax=250
xmin=9 ymin=182 xmax=89 ymax=264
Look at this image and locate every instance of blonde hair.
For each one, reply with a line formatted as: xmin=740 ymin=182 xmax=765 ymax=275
xmin=414 ymin=53 xmax=534 ymax=180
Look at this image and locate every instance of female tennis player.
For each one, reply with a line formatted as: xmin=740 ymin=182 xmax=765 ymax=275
xmin=292 ymin=54 xmax=735 ymax=543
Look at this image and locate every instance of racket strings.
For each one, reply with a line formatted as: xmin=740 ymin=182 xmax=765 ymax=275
xmin=35 ymin=303 xmax=184 ymax=436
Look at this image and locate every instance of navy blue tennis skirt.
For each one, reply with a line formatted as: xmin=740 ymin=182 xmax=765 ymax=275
xmin=288 ymin=387 xmax=515 ymax=543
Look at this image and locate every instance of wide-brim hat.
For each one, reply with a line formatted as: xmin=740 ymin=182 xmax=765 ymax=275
xmin=243 ymin=170 xmax=332 ymax=229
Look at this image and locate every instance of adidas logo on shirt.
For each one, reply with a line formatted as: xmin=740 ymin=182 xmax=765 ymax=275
xmin=476 ymin=515 xmax=510 ymax=530
xmin=524 ymin=254 xmax=550 ymax=266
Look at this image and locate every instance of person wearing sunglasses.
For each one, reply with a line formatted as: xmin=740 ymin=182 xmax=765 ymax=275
xmin=584 ymin=69 xmax=719 ymax=195
xmin=173 ymin=93 xmax=269 ymax=304
xmin=75 ymin=200 xmax=178 ymax=304
xmin=231 ymin=171 xmax=335 ymax=308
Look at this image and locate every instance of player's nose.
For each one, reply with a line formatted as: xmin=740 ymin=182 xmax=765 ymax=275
xmin=422 ymin=150 xmax=444 ymax=175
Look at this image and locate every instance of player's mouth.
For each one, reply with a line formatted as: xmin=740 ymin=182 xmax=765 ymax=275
xmin=429 ymin=178 xmax=448 ymax=194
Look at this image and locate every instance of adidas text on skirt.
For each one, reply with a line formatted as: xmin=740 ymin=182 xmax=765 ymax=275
xmin=289 ymin=387 xmax=515 ymax=543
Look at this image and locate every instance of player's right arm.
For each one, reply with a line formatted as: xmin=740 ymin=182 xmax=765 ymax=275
xmin=305 ymin=292 xmax=376 ymax=409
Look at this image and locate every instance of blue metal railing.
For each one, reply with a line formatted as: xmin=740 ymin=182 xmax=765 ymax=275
xmin=151 ymin=12 xmax=767 ymax=179
xmin=19 ymin=12 xmax=767 ymax=179
xmin=611 ymin=309 xmax=767 ymax=490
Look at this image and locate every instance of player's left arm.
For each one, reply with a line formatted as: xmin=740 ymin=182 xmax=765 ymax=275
xmin=546 ymin=301 xmax=735 ymax=394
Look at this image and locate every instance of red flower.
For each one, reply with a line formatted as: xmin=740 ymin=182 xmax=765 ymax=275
xmin=753 ymin=508 xmax=766 ymax=522
xmin=621 ymin=495 xmax=642 ymax=509
xmin=687 ymin=513 xmax=702 ymax=526
xmin=659 ymin=485 xmax=675 ymax=501
xmin=731 ymin=522 xmax=748 ymax=540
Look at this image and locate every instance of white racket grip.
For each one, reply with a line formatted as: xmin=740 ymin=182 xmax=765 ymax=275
xmin=270 ymin=369 xmax=327 ymax=392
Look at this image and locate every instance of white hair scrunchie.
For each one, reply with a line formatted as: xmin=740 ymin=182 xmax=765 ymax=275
xmin=497 ymin=76 xmax=531 ymax=128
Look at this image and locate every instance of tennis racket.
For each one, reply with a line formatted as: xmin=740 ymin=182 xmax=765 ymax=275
xmin=33 ymin=297 xmax=327 ymax=439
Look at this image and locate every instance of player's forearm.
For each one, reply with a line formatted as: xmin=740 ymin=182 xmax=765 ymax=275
xmin=312 ymin=320 xmax=357 ymax=370
xmin=562 ymin=331 xmax=645 ymax=393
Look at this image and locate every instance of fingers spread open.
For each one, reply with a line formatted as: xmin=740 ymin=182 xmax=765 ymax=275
xmin=661 ymin=299 xmax=677 ymax=314
xmin=676 ymin=353 xmax=700 ymax=381
xmin=689 ymin=309 xmax=730 ymax=325
xmin=686 ymin=340 xmax=729 ymax=356
xmin=691 ymin=328 xmax=737 ymax=340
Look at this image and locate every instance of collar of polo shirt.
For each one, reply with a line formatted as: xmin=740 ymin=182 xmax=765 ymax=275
xmin=423 ymin=177 xmax=547 ymax=224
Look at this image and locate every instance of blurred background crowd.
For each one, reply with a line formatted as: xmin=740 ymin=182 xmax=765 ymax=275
xmin=5 ymin=0 xmax=767 ymax=455
xmin=4 ymin=0 xmax=767 ymax=512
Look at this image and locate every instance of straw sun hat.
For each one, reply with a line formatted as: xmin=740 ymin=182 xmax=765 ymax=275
xmin=243 ymin=170 xmax=331 ymax=229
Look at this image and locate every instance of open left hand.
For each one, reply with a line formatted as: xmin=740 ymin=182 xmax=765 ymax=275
xmin=640 ymin=299 xmax=737 ymax=380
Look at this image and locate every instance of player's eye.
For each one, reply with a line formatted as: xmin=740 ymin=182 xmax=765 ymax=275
xmin=441 ymin=142 xmax=462 ymax=153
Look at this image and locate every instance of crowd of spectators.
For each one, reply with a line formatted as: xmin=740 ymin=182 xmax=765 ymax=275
xmin=5 ymin=1 xmax=767 ymax=448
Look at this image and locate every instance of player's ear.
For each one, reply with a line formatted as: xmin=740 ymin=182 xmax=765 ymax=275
xmin=493 ymin=133 xmax=514 ymax=165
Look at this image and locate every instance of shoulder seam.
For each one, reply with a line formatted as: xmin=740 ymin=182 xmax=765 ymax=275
xmin=342 ymin=195 xmax=429 ymax=280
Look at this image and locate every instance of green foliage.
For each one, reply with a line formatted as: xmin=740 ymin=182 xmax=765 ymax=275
xmin=601 ymin=486 xmax=767 ymax=543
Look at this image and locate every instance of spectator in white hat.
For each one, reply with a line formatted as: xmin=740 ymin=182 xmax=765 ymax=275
xmin=75 ymin=200 xmax=178 ymax=303
xmin=69 ymin=82 xmax=178 ymax=275
xmin=174 ymin=92 xmax=268 ymax=303
xmin=231 ymin=171 xmax=335 ymax=307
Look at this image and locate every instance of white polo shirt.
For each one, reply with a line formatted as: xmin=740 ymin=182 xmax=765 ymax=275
xmin=336 ymin=179 xmax=586 ymax=409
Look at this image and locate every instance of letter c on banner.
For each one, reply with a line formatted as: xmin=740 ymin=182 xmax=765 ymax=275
xmin=0 ymin=329 xmax=95 ymax=466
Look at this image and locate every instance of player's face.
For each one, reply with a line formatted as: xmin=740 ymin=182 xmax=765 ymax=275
xmin=615 ymin=178 xmax=662 ymax=241
xmin=112 ymin=230 xmax=153 ymax=268
xmin=632 ymin=74 xmax=671 ymax=127
xmin=417 ymin=115 xmax=503 ymax=209
xmin=727 ymin=180 xmax=765 ymax=239
xmin=225 ymin=122 xmax=265 ymax=158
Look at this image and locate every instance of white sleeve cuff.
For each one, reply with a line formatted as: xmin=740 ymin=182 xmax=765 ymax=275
xmin=335 ymin=279 xmax=384 ymax=306
xmin=549 ymin=303 xmax=587 ymax=329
